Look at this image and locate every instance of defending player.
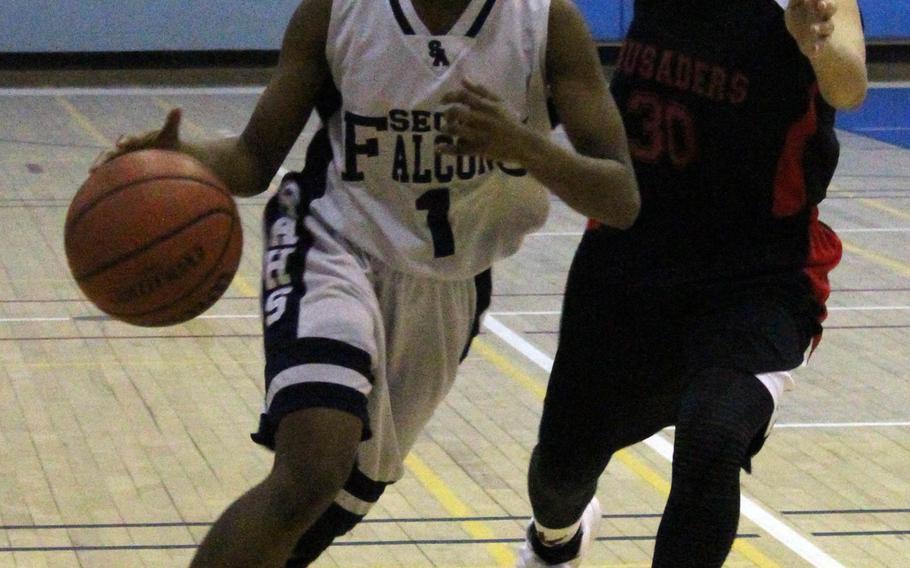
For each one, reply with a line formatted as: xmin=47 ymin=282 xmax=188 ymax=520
xmin=519 ymin=1 xmax=867 ymax=566
xmin=99 ymin=0 xmax=640 ymax=565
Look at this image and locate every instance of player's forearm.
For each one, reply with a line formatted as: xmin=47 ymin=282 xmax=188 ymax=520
xmin=811 ymin=39 xmax=867 ymax=109
xmin=516 ymin=129 xmax=640 ymax=229
xmin=178 ymin=137 xmax=273 ymax=198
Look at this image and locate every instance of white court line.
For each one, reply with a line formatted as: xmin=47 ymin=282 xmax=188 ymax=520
xmin=836 ymin=228 xmax=910 ymax=233
xmin=526 ymin=231 xmax=583 ymax=237
xmin=483 ymin=314 xmax=847 ymax=568
xmin=7 ymin=305 xmax=910 ymax=324
xmin=773 ymin=421 xmax=910 ymax=428
xmin=0 ymin=86 xmax=266 ymax=97
xmin=482 ymin=315 xmax=556 ymax=373
xmin=827 ymin=305 xmax=910 ymax=311
xmin=0 ymin=314 xmax=258 ymax=323
xmin=488 ymin=310 xmax=560 ymax=316
xmin=0 ymin=317 xmax=71 ymax=323
xmin=663 ymin=422 xmax=910 ymax=430
xmin=868 ymin=81 xmax=910 ymax=89
xmin=491 ymin=306 xmax=910 ymax=315
xmin=527 ymin=229 xmax=909 ymax=237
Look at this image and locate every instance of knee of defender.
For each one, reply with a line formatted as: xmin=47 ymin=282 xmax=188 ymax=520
xmin=671 ymin=426 xmax=751 ymax=503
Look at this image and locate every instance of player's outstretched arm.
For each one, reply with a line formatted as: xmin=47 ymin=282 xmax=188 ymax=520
xmin=95 ymin=0 xmax=332 ymax=197
xmin=786 ymin=0 xmax=867 ymax=109
xmin=438 ymin=0 xmax=639 ymax=228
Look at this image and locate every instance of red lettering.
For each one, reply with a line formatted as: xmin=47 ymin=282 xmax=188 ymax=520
xmin=675 ymin=55 xmax=692 ymax=91
xmin=692 ymin=61 xmax=709 ymax=97
xmin=729 ymin=72 xmax=750 ymax=104
xmin=622 ymin=42 xmax=642 ymax=75
xmin=626 ymin=91 xmax=698 ymax=169
xmin=707 ymin=66 xmax=727 ymax=102
xmin=665 ymin=102 xmax=698 ymax=167
xmin=627 ymin=91 xmax=664 ymax=163
xmin=638 ymin=46 xmax=657 ymax=80
xmin=656 ymin=50 xmax=675 ymax=86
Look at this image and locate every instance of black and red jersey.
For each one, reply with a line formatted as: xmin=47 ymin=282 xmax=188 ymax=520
xmin=595 ymin=0 xmax=842 ymax=323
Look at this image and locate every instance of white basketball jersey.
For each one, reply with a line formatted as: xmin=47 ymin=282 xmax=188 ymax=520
xmin=310 ymin=0 xmax=552 ymax=279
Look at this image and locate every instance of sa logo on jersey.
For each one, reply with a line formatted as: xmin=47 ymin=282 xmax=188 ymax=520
xmin=428 ymin=40 xmax=450 ymax=67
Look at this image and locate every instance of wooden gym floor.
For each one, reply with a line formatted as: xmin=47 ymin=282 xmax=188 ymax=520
xmin=0 ymin=83 xmax=907 ymax=568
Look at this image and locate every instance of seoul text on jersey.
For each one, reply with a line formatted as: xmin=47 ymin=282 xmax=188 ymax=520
xmin=341 ymin=109 xmax=527 ymax=184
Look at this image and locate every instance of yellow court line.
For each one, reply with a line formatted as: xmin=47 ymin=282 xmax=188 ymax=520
xmin=842 ymin=196 xmax=910 ymax=278
xmin=232 ymin=273 xmax=259 ymax=298
xmin=56 ymin=96 xmax=110 ymax=147
xmin=472 ymin=340 xmax=545 ymax=400
xmin=858 ymin=198 xmax=910 ymax=223
xmin=3 ymin=357 xmax=263 ymax=370
xmin=473 ymin=337 xmax=781 ymax=568
xmin=842 ymin=240 xmax=910 ymax=279
xmin=404 ymin=453 xmax=515 ymax=566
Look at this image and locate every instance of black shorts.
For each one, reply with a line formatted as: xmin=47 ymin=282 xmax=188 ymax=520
xmin=539 ymin=231 xmax=817 ymax=455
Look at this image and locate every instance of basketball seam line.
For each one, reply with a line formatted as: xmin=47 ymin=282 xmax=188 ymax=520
xmin=73 ymin=209 xmax=234 ymax=282
xmin=100 ymin=212 xmax=241 ymax=322
xmin=65 ymin=175 xmax=230 ymax=232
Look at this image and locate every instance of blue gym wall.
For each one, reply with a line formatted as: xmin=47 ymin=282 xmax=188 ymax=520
xmin=0 ymin=0 xmax=907 ymax=52
xmin=0 ymin=1 xmax=299 ymax=52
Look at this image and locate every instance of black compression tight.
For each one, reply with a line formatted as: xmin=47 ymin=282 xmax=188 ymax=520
xmin=652 ymin=368 xmax=774 ymax=567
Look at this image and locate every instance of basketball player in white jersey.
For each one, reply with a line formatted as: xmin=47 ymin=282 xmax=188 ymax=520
xmin=98 ymin=0 xmax=640 ymax=565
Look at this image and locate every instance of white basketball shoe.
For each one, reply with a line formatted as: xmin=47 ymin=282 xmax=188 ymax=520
xmin=516 ymin=497 xmax=602 ymax=567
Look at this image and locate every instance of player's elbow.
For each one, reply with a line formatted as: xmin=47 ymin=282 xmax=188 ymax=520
xmin=613 ymin=192 xmax=641 ymax=230
xmin=231 ymin=134 xmax=278 ymax=197
xmin=825 ymin=80 xmax=867 ymax=110
xmin=821 ymin=66 xmax=868 ymax=110
xmin=614 ymin=177 xmax=641 ymax=230
xmin=838 ymin=83 xmax=867 ymax=110
xmin=600 ymin=185 xmax=640 ymax=230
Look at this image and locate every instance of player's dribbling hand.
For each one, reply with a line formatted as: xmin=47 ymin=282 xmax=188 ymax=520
xmin=786 ymin=0 xmax=837 ymax=59
xmin=90 ymin=108 xmax=183 ymax=172
xmin=438 ymin=79 xmax=533 ymax=162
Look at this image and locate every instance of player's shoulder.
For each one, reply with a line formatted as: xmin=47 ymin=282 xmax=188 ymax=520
xmin=286 ymin=0 xmax=334 ymax=36
xmin=547 ymin=0 xmax=587 ymax=27
xmin=546 ymin=0 xmax=596 ymax=46
xmin=544 ymin=0 xmax=601 ymax=80
xmin=278 ymin=0 xmax=334 ymax=59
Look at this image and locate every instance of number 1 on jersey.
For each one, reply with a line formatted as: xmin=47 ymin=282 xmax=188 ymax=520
xmin=416 ymin=188 xmax=455 ymax=258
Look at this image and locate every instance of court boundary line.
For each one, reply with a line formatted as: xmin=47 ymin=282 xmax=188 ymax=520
xmin=665 ymin=421 xmax=910 ymax=430
xmin=868 ymin=81 xmax=910 ymax=89
xmin=0 ymin=86 xmax=266 ymax=97
xmin=9 ymin=301 xmax=910 ymax=324
xmin=0 ymin=83 xmax=905 ymax=97
xmin=482 ymin=315 xmax=847 ymax=568
xmin=524 ymin=228 xmax=910 ymax=236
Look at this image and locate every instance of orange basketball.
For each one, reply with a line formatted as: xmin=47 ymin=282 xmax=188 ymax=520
xmin=64 ymin=149 xmax=243 ymax=327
